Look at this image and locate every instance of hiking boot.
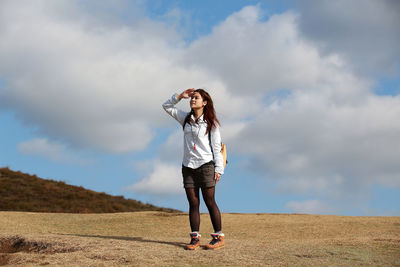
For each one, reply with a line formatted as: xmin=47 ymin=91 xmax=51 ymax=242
xmin=205 ymin=233 xmax=225 ymax=250
xmin=185 ymin=232 xmax=201 ymax=250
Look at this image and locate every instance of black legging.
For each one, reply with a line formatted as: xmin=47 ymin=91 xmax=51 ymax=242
xmin=185 ymin=186 xmax=222 ymax=233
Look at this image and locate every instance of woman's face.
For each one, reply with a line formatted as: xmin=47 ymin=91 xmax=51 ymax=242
xmin=190 ymin=92 xmax=207 ymax=110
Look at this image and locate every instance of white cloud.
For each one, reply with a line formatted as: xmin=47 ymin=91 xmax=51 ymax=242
xmin=127 ymin=161 xmax=183 ymax=195
xmin=0 ymin=0 xmax=178 ymax=152
xmin=285 ymin=199 xmax=334 ymax=215
xmin=184 ymin=7 xmax=350 ymax=95
xmin=235 ymin=92 xmax=400 ymax=199
xmin=158 ymin=130 xmax=183 ymax=163
xmin=297 ymin=0 xmax=400 ymax=75
xmin=18 ymin=138 xmax=92 ymax=165
xmin=0 ymin=0 xmax=248 ymax=153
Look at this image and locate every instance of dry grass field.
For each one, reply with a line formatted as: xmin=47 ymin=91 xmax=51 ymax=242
xmin=0 ymin=211 xmax=399 ymax=266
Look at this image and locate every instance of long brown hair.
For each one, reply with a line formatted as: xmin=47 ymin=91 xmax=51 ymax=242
xmin=183 ymin=89 xmax=220 ymax=134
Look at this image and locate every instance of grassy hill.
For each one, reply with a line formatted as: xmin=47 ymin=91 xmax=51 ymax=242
xmin=0 ymin=167 xmax=178 ymax=213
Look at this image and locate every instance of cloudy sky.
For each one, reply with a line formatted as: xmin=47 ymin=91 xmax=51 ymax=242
xmin=1 ymin=0 xmax=399 ymax=215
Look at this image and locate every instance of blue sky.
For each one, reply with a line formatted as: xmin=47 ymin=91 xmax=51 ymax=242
xmin=1 ymin=0 xmax=399 ymax=215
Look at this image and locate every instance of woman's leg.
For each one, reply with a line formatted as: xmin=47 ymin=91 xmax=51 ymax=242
xmin=185 ymin=187 xmax=201 ymax=232
xmin=201 ymin=186 xmax=222 ymax=232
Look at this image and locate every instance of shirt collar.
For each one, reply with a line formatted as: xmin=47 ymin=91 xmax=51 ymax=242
xmin=191 ymin=113 xmax=205 ymax=123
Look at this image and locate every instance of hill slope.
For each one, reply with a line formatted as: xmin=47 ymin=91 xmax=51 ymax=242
xmin=0 ymin=167 xmax=178 ymax=213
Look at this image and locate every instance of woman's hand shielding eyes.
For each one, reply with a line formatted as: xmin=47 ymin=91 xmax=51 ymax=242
xmin=179 ymin=88 xmax=195 ymax=100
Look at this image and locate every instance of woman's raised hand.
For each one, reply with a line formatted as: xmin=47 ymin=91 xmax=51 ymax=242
xmin=179 ymin=88 xmax=195 ymax=99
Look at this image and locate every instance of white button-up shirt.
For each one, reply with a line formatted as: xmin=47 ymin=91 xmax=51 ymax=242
xmin=162 ymin=93 xmax=224 ymax=175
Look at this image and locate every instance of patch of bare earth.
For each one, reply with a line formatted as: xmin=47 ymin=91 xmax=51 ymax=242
xmin=0 ymin=211 xmax=399 ymax=266
xmin=0 ymin=235 xmax=81 ymax=266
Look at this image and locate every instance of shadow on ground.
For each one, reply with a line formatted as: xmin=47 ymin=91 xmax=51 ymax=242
xmin=60 ymin=234 xmax=186 ymax=249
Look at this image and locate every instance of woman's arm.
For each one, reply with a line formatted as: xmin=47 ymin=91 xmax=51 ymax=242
xmin=162 ymin=89 xmax=194 ymax=125
xmin=210 ymin=126 xmax=224 ymax=177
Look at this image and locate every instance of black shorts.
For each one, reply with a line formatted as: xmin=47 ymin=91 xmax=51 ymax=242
xmin=182 ymin=161 xmax=215 ymax=189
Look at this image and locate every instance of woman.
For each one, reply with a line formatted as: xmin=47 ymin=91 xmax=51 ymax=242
xmin=162 ymin=88 xmax=225 ymax=250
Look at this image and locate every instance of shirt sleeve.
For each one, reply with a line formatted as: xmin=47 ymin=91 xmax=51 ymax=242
xmin=162 ymin=93 xmax=188 ymax=126
xmin=210 ymin=126 xmax=224 ymax=175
